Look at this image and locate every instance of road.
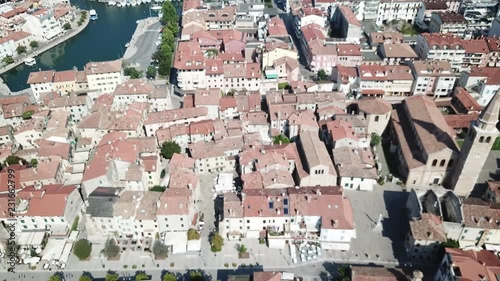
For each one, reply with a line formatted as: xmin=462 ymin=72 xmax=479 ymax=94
xmin=123 ymin=21 xmax=162 ymax=72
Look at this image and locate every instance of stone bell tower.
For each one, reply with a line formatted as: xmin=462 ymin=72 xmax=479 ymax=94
xmin=451 ymin=90 xmax=500 ymax=197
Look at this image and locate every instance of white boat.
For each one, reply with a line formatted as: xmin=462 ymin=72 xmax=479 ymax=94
xmin=108 ymin=1 xmax=116 ymax=5
xmin=131 ymin=0 xmax=136 ymax=5
xmin=151 ymin=5 xmax=161 ymax=10
xmin=145 ymin=0 xmax=151 ymax=3
xmin=24 ymin=58 xmax=36 ymax=66
xmin=125 ymin=42 xmax=130 ymax=48
xmin=89 ymin=9 xmax=98 ymax=20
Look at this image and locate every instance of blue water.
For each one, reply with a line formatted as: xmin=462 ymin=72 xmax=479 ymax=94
xmin=1 ymin=0 xmax=156 ymax=91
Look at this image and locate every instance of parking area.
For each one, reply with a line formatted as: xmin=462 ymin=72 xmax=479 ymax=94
xmin=340 ymin=182 xmax=409 ymax=264
xmin=196 ymin=174 xmax=217 ymax=237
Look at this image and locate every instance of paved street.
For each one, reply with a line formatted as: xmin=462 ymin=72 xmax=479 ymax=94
xmin=123 ymin=18 xmax=162 ymax=71
xmin=197 ymin=174 xmax=217 ymax=237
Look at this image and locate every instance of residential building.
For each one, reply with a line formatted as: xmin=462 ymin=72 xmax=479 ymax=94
xmin=27 ymin=70 xmax=55 ymax=101
xmin=406 ymin=187 xmax=463 ymax=261
xmin=144 ymin=107 xmax=208 ymax=137
xmin=322 ymin=119 xmax=367 ymax=149
xmin=459 ymin=67 xmax=500 ymax=106
xmin=434 ymin=248 xmax=500 ymax=281
xmin=410 ymin=60 xmax=456 ymax=98
xmin=332 ymin=147 xmax=377 ymax=191
xmin=351 ymin=267 xmax=410 ymax=281
xmin=334 ymin=6 xmax=362 ymax=43
xmin=14 ymin=184 xmax=82 ymax=235
xmin=84 ymin=60 xmax=123 ymax=94
xmin=22 ymin=9 xmax=63 ymax=42
xmin=188 ymin=136 xmax=243 ymax=174
xmin=376 ymin=0 xmax=422 ymax=26
xmin=389 ymin=95 xmax=459 ymax=186
xmin=0 ymin=125 xmax=13 ymax=145
xmin=450 ymin=91 xmax=500 ymax=197
xmin=379 ymin=43 xmax=418 ymax=65
xmin=295 ymin=130 xmax=337 ymax=186
xmin=48 ymin=95 xmax=92 ymax=123
xmin=415 ymin=33 xmax=465 ymax=72
xmin=429 ymin=12 xmax=466 ymax=38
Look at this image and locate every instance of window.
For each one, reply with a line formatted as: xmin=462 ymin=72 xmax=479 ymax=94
xmin=480 ymin=136 xmax=484 ymax=143
xmin=440 ymin=160 xmax=446 ymax=167
xmin=432 ymin=159 xmax=437 ymax=167
xmin=448 ymin=159 xmax=454 ymax=168
xmin=486 ymin=137 xmax=492 ymax=143
xmin=375 ymin=116 xmax=379 ymax=122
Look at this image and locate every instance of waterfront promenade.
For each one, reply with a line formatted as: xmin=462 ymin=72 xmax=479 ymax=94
xmin=0 ymin=9 xmax=91 ymax=93
xmin=123 ymin=17 xmax=161 ymax=70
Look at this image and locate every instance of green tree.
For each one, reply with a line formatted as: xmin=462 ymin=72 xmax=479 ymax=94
xmin=237 ymin=244 xmax=247 ymax=254
xmin=441 ymin=239 xmax=459 ymax=248
xmin=150 ymin=185 xmax=166 ymax=192
xmin=337 ymin=265 xmax=351 ymax=281
xmin=79 ymin=275 xmax=93 ymax=281
xmin=317 ymin=69 xmax=327 ymax=81
xmin=22 ymin=110 xmax=34 ymax=120
xmin=146 ymin=66 xmax=157 ymax=79
xmin=160 ymin=141 xmax=181 ymax=159
xmin=63 ymin=22 xmax=72 ymax=30
xmin=210 ymin=233 xmax=224 ymax=252
xmin=189 ymin=271 xmax=204 ymax=281
xmin=273 ymin=134 xmax=290 ymax=145
xmin=187 ymin=228 xmax=200 ymax=240
xmin=124 ymin=67 xmax=143 ymax=79
xmin=48 ymin=275 xmax=62 ymax=281
xmin=4 ymin=155 xmax=27 ymax=166
xmin=162 ymin=28 xmax=175 ymax=47
xmin=71 ymin=216 xmax=79 ymax=231
xmin=30 ymin=41 xmax=39 ymax=48
xmin=136 ymin=272 xmax=149 ymax=281
xmin=73 ymin=239 xmax=92 ymax=260
xmin=163 ymin=273 xmax=177 ymax=281
xmin=161 ymin=1 xmax=178 ymax=27
xmin=370 ymin=132 xmax=381 ymax=147
xmin=2 ymin=55 xmax=14 ymax=65
xmin=16 ymin=45 xmax=26 ymax=54
xmin=30 ymin=158 xmax=38 ymax=168
xmin=105 ymin=273 xmax=119 ymax=281
xmin=153 ymin=240 xmax=169 ymax=258
xmin=103 ymin=239 xmax=120 ymax=258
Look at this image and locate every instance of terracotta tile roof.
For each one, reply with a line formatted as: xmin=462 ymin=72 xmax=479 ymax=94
xmin=454 ymin=87 xmax=482 ymax=112
xmin=38 ymin=139 xmax=70 ymax=159
xmin=220 ymin=96 xmax=237 ymax=111
xmin=351 ymin=266 xmax=409 ymax=281
xmin=189 ymin=136 xmax=243 ymax=159
xmin=486 ymin=37 xmax=500 ymax=52
xmin=169 ymin=153 xmax=195 ymax=169
xmin=53 ymin=70 xmax=76 ymax=83
xmin=84 ymin=60 xmax=122 ymax=75
xmin=0 ymin=95 xmax=30 ymax=106
xmin=157 ymin=188 xmax=192 ymax=215
xmin=19 ymin=157 xmax=61 ymax=185
xmin=411 ymin=60 xmax=454 ymax=76
xmin=27 ymin=70 xmax=54 ymax=84
xmin=268 ymin=17 xmax=288 ymax=37
xmin=15 ymin=117 xmax=46 ymax=134
xmin=145 ymin=107 xmax=208 ymax=125
xmin=436 ymin=11 xmax=466 ymax=23
xmin=224 ymin=192 xmax=243 ymax=218
xmin=288 ymin=186 xmax=355 ymax=229
xmin=338 ymin=6 xmax=361 ymax=27
xmin=194 ymin=88 xmax=220 ymax=106
xmin=0 ymin=165 xmax=25 ymax=193
xmin=48 ymin=95 xmax=87 ymax=108
xmin=189 ymin=120 xmax=215 ymax=135
xmin=462 ymin=39 xmax=490 ymax=54
xmin=421 ymin=33 xmax=463 ymax=49
xmin=241 ymin=111 xmax=269 ymax=126
xmin=156 ymin=125 xmax=190 ymax=144
xmin=243 ymin=188 xmax=290 ymax=217
xmin=39 ymin=92 xmax=60 ymax=106
xmin=370 ymin=32 xmax=404 ymax=45
xmin=462 ymin=197 xmax=500 ymax=229
xmin=409 ymin=213 xmax=446 ymax=242
xmin=357 ymin=98 xmax=392 ymax=114
xmin=113 ymin=79 xmax=154 ymax=96
xmin=92 ymin=93 xmax=114 ymax=112
xmin=336 ymin=44 xmax=361 ymax=56
xmin=381 ymin=43 xmax=417 ymax=58
xmin=327 ymin=119 xmax=358 ymax=142
xmin=5 ymin=31 xmax=31 ymax=42
xmin=169 ymin=168 xmax=198 ymax=189
xmin=205 ymin=59 xmax=224 ymax=75
xmin=444 ymin=248 xmax=500 ymax=281
xmin=77 ymin=111 xmax=116 ymax=129
xmin=17 ymin=184 xmax=77 ymax=217
xmin=253 ymin=272 xmax=282 ymax=281
xmin=469 ymin=67 xmax=500 ymax=85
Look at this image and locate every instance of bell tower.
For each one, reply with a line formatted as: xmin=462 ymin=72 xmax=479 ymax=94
xmin=451 ymin=90 xmax=500 ymax=197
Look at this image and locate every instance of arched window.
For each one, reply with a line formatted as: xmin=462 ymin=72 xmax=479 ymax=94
xmin=432 ymin=159 xmax=437 ymax=167
xmin=440 ymin=160 xmax=446 ymax=167
xmin=480 ymin=136 xmax=484 ymax=143
xmin=486 ymin=137 xmax=492 ymax=143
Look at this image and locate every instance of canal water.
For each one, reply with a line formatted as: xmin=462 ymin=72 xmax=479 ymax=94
xmin=2 ymin=0 xmax=162 ymax=91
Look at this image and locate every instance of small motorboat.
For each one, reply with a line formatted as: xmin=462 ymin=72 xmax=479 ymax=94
xmin=89 ymin=9 xmax=98 ymax=20
xmin=125 ymin=42 xmax=130 ymax=48
xmin=24 ymin=57 xmax=36 ymax=66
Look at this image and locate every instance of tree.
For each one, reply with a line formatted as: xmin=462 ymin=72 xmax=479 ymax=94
xmin=370 ymin=132 xmax=381 ymax=147
xmin=187 ymin=228 xmax=200 ymax=240
xmin=63 ymin=22 xmax=72 ymax=30
xmin=189 ymin=271 xmax=205 ymax=281
xmin=163 ymin=273 xmax=177 ymax=281
xmin=73 ymin=239 xmax=92 ymax=260
xmin=22 ymin=110 xmax=34 ymax=120
xmin=150 ymin=185 xmax=166 ymax=192
xmin=317 ymin=69 xmax=327 ymax=81
xmin=16 ymin=45 xmax=26 ymax=54
xmin=161 ymin=1 xmax=178 ymax=27
xmin=441 ymin=239 xmax=459 ymax=248
xmin=103 ymin=239 xmax=120 ymax=258
xmin=136 ymin=272 xmax=149 ymax=281
xmin=48 ymin=275 xmax=62 ymax=281
xmin=30 ymin=158 xmax=38 ymax=168
xmin=337 ymin=265 xmax=351 ymax=281
xmin=160 ymin=141 xmax=181 ymax=159
xmin=153 ymin=240 xmax=169 ymax=258
xmin=237 ymin=244 xmax=247 ymax=254
xmin=273 ymin=134 xmax=290 ymax=145
xmin=146 ymin=66 xmax=157 ymax=79
xmin=79 ymin=275 xmax=93 ymax=281
xmin=30 ymin=41 xmax=39 ymax=48
xmin=124 ymin=67 xmax=143 ymax=79
xmin=4 ymin=155 xmax=27 ymax=166
xmin=210 ymin=233 xmax=224 ymax=252
xmin=2 ymin=55 xmax=14 ymax=65
xmin=105 ymin=273 xmax=119 ymax=281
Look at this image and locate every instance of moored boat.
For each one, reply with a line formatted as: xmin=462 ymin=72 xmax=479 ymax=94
xmin=24 ymin=57 xmax=36 ymax=66
xmin=89 ymin=9 xmax=98 ymax=20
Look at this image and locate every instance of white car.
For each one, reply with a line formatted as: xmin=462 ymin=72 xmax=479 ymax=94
xmin=157 ymin=35 xmax=162 ymax=40
xmin=155 ymin=41 xmax=161 ymax=46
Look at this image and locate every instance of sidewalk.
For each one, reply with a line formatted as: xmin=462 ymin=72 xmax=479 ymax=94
xmin=123 ymin=17 xmax=160 ymax=61
xmin=0 ymin=9 xmax=91 ymax=79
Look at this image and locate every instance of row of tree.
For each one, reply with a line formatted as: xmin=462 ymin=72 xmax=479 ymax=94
xmin=152 ymin=1 xmax=179 ymax=76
